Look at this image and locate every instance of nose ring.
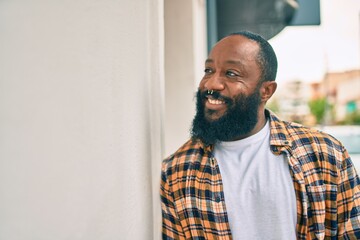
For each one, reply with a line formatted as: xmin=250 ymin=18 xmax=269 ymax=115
xmin=207 ymin=90 xmax=214 ymax=95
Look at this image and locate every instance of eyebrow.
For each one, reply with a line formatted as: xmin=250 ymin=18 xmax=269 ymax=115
xmin=205 ymin=59 xmax=213 ymax=64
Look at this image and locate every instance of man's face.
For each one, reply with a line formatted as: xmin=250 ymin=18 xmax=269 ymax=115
xmin=191 ymin=35 xmax=264 ymax=144
xmin=199 ymin=35 xmax=263 ymax=122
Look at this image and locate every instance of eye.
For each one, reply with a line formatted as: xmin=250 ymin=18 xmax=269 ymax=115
xmin=226 ymin=70 xmax=239 ymax=77
xmin=204 ymin=68 xmax=213 ymax=75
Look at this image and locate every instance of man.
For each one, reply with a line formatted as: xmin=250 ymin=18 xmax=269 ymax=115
xmin=160 ymin=31 xmax=360 ymax=239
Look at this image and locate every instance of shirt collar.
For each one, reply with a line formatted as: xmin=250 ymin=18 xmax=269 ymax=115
xmin=267 ymin=109 xmax=292 ymax=147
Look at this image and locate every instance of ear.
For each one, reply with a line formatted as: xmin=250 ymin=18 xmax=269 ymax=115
xmin=260 ymin=81 xmax=277 ymax=102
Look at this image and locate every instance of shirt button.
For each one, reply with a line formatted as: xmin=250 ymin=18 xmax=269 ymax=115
xmin=215 ymin=195 xmax=221 ymax=203
xmin=210 ymin=157 xmax=216 ymax=167
xmin=293 ymin=165 xmax=301 ymax=173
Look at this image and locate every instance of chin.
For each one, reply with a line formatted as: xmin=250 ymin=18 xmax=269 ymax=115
xmin=205 ymin=115 xmax=221 ymax=123
xmin=205 ymin=109 xmax=226 ymax=122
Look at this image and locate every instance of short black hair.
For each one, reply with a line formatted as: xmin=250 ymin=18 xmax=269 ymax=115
xmin=229 ymin=31 xmax=278 ymax=82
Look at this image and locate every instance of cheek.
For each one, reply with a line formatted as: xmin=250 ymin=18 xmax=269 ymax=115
xmin=198 ymin=78 xmax=207 ymax=89
xmin=227 ymin=84 xmax=244 ymax=99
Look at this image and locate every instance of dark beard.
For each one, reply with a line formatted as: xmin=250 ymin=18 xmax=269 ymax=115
xmin=191 ymin=88 xmax=262 ymax=145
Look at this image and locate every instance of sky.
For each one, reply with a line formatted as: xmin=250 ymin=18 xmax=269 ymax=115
xmin=269 ymin=0 xmax=360 ymax=83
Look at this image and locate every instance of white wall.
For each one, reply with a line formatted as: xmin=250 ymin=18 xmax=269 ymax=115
xmin=164 ymin=0 xmax=207 ymax=156
xmin=0 ymin=0 xmax=163 ymax=239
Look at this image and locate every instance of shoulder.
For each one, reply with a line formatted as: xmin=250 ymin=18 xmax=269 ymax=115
xmin=269 ymin=111 xmax=343 ymax=149
xmin=268 ymin=112 xmax=352 ymax=180
xmin=268 ymin=111 xmax=346 ymax=166
xmin=289 ymin=122 xmax=343 ymax=152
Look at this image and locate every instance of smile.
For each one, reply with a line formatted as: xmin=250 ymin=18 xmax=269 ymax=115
xmin=208 ymin=98 xmax=225 ymax=105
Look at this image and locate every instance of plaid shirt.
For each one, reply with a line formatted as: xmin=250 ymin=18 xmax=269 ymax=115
xmin=160 ymin=111 xmax=360 ymax=239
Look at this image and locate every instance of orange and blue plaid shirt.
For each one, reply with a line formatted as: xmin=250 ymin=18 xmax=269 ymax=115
xmin=160 ymin=110 xmax=360 ymax=239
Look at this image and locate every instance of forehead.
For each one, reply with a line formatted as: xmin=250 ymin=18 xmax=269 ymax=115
xmin=208 ymin=35 xmax=260 ymax=63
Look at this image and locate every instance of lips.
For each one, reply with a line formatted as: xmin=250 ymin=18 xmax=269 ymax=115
xmin=207 ymin=98 xmax=225 ymax=105
xmin=205 ymin=95 xmax=227 ymax=112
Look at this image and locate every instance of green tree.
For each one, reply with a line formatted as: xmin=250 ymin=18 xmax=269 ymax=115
xmin=308 ymin=98 xmax=327 ymax=124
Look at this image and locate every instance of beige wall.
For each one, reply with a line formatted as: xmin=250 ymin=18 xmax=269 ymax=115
xmin=0 ymin=0 xmax=163 ymax=239
xmin=164 ymin=0 xmax=207 ymax=156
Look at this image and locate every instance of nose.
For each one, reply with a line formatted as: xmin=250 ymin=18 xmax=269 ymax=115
xmin=203 ymin=73 xmax=225 ymax=92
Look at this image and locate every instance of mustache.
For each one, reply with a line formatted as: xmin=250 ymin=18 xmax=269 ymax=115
xmin=200 ymin=90 xmax=233 ymax=104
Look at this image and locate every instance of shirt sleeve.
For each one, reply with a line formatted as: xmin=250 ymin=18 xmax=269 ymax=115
xmin=160 ymin=169 xmax=185 ymax=239
xmin=337 ymin=146 xmax=360 ymax=238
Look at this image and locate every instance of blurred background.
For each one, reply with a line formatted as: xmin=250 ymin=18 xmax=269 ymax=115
xmin=268 ymin=0 xmax=360 ymax=171
xmin=269 ymin=1 xmax=360 ymax=127
xmin=0 ymin=0 xmax=359 ymax=239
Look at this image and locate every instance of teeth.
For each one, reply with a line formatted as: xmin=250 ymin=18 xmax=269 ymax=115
xmin=208 ymin=98 xmax=224 ymax=105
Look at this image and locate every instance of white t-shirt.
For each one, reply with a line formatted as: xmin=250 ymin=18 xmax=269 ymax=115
xmin=214 ymin=121 xmax=297 ymax=240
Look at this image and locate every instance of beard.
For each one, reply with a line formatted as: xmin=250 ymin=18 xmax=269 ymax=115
xmin=191 ymin=88 xmax=262 ymax=145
